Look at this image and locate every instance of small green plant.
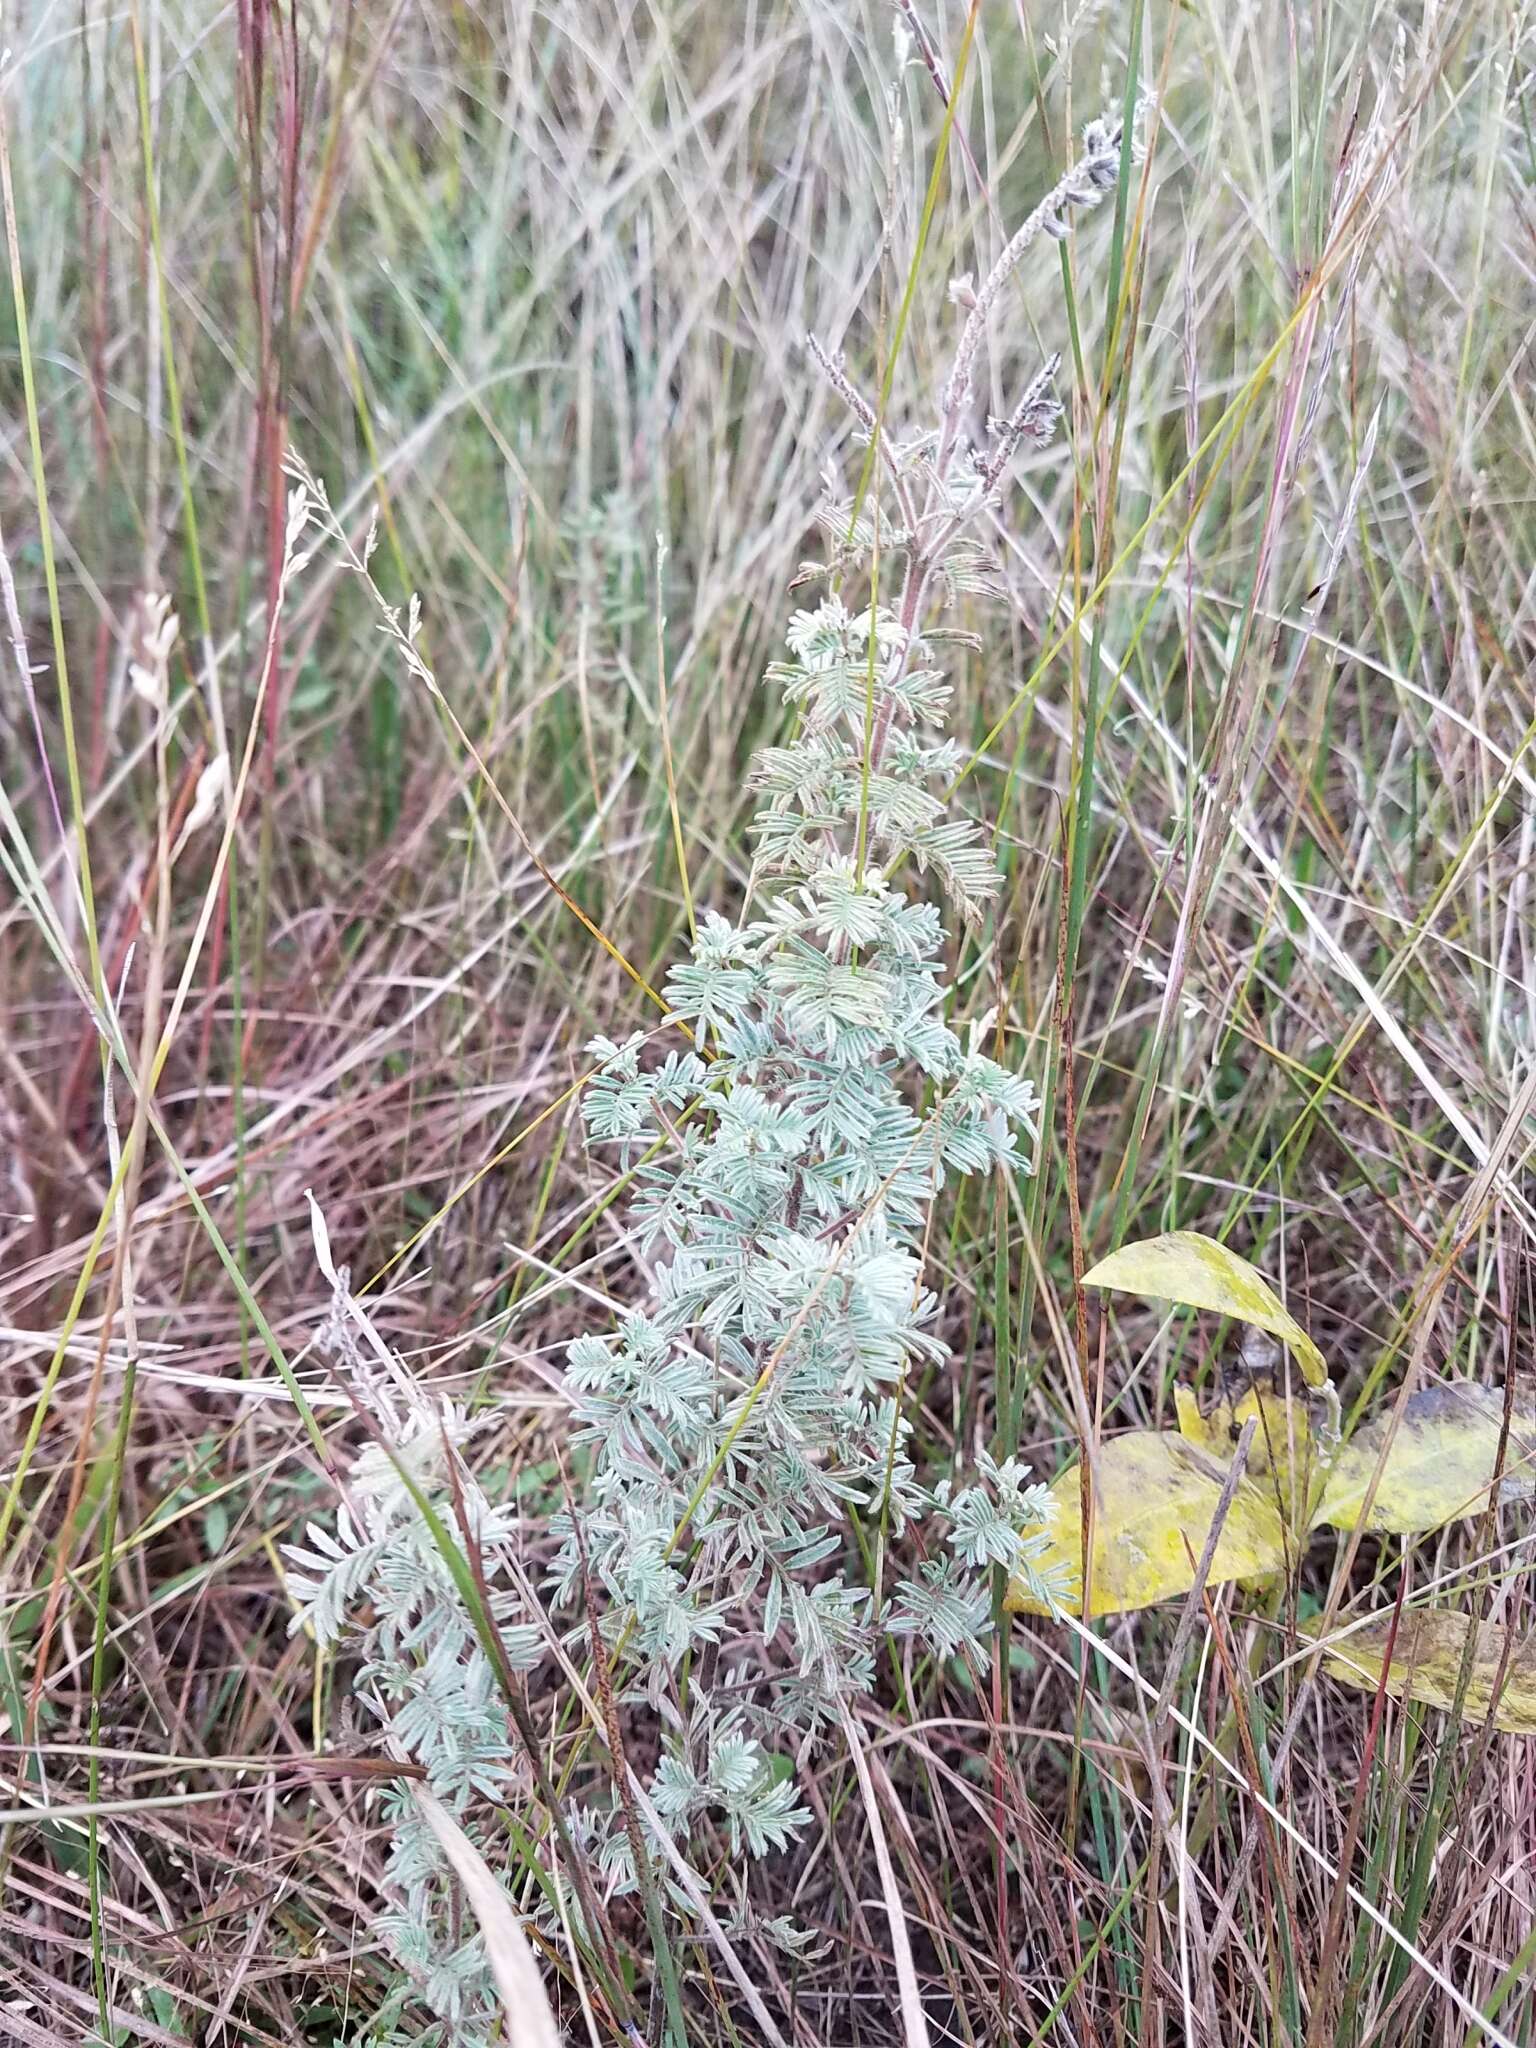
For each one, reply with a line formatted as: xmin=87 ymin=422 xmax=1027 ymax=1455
xmin=285 ymin=101 xmax=1137 ymax=2042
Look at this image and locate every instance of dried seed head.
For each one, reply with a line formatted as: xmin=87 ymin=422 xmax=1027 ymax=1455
xmin=285 ymin=482 xmax=313 ymax=553
xmin=942 ymin=107 xmax=1138 ymax=421
xmin=128 ymin=590 xmax=179 ymax=708
xmin=184 ymin=751 xmax=230 ymax=836
xmin=1080 ymin=116 xmax=1124 ymax=190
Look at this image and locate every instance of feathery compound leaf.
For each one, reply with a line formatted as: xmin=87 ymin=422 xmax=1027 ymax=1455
xmin=412 ymin=1788 xmax=562 ymax=2045
xmin=1003 ymin=1431 xmax=1288 ymax=1619
xmin=1084 ymin=1231 xmax=1328 ymax=1388
xmin=1313 ymin=1381 xmax=1536 ymax=1534
xmin=1313 ymin=1609 xmax=1536 ymax=1734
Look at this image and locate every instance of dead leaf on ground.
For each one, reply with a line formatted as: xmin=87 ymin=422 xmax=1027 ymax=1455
xmin=1313 ymin=1608 xmax=1536 ymax=1734
xmin=1084 ymin=1231 xmax=1329 ymax=1389
xmin=1313 ymin=1382 xmax=1536 ymax=1535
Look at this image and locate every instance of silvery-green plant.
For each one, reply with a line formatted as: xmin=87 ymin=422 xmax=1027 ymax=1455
xmin=284 ymin=1275 xmax=545 ymax=2047
xmin=552 ymin=107 xmax=1134 ymax=1890
xmin=286 ymin=99 xmax=1134 ymax=2043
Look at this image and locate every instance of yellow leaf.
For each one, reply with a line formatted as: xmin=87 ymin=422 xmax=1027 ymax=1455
xmin=1313 ymin=1381 xmax=1536 ymax=1535
xmin=1083 ymin=1231 xmax=1328 ymax=1388
xmin=1175 ymin=1379 xmax=1326 ymax=1537
xmin=1004 ymin=1430 xmax=1288 ymax=1618
xmin=1314 ymin=1609 xmax=1536 ymax=1734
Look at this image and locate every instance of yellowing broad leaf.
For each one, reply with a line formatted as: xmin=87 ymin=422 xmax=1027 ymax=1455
xmin=1175 ymin=1379 xmax=1326 ymax=1537
xmin=1084 ymin=1231 xmax=1328 ymax=1389
xmin=1313 ymin=1381 xmax=1536 ymax=1536
xmin=1314 ymin=1609 xmax=1536 ymax=1734
xmin=1004 ymin=1430 xmax=1288 ymax=1619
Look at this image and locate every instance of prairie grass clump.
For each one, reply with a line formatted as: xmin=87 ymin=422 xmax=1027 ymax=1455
xmin=7 ymin=5 xmax=1536 ymax=2044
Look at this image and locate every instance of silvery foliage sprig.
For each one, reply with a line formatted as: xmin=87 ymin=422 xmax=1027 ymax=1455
xmin=554 ymin=107 xmax=1137 ymax=1903
xmin=283 ymin=1265 xmax=543 ymax=2048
